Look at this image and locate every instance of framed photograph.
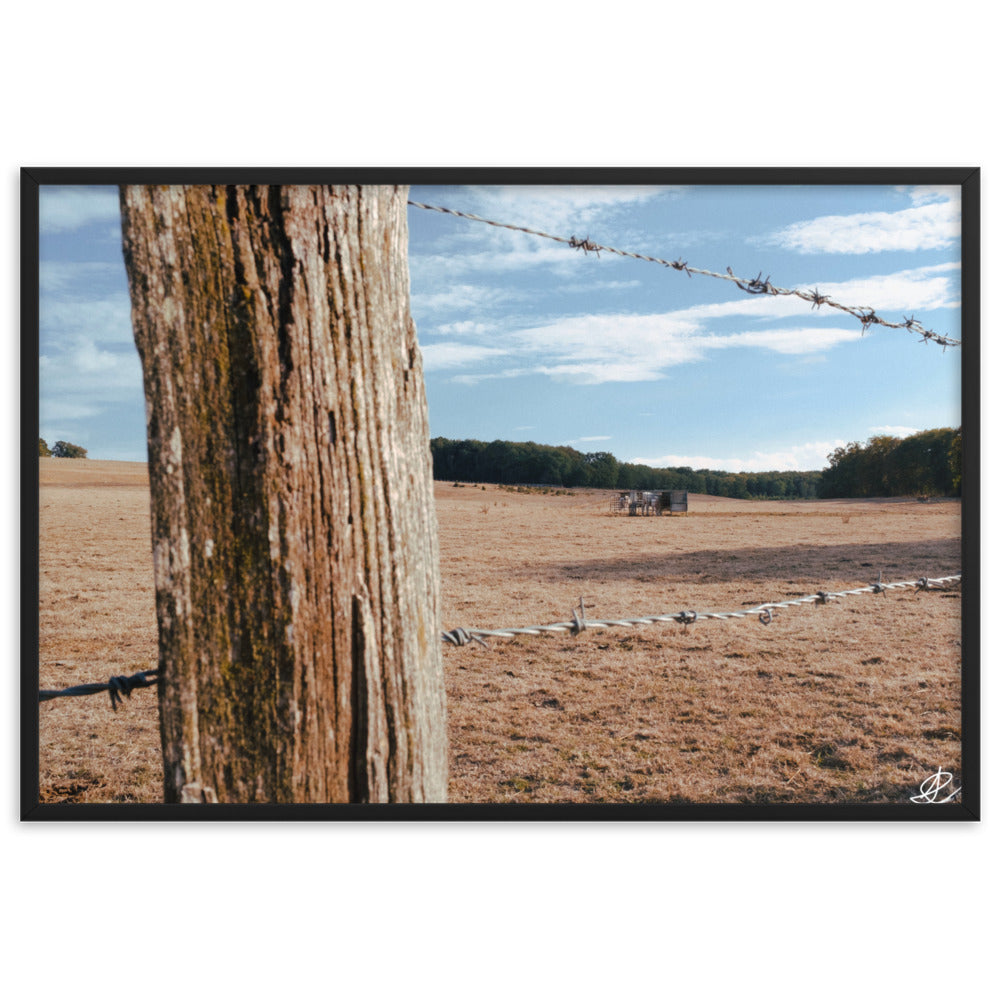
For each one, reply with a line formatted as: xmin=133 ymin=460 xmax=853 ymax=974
xmin=21 ymin=167 xmax=980 ymax=820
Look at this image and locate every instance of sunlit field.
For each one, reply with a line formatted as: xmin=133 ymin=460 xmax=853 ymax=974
xmin=37 ymin=459 xmax=962 ymax=806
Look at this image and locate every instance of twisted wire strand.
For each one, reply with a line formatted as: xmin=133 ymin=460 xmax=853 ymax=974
xmin=408 ymin=201 xmax=960 ymax=349
xmin=38 ymin=578 xmax=962 ymax=688
xmin=440 ymin=574 xmax=960 ymax=645
xmin=39 ymin=669 xmax=159 ymax=710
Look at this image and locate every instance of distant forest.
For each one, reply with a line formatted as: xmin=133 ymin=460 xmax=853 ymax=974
xmin=430 ymin=427 xmax=961 ymax=500
xmin=818 ymin=427 xmax=960 ymax=499
xmin=430 ymin=437 xmax=821 ymax=499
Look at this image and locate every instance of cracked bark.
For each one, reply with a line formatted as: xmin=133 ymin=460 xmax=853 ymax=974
xmin=120 ymin=184 xmax=447 ymax=803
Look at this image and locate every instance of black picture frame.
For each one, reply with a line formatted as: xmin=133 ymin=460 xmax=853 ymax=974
xmin=21 ymin=166 xmax=981 ymax=821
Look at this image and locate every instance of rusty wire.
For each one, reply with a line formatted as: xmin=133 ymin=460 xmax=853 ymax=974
xmin=39 ymin=669 xmax=159 ymax=710
xmin=408 ymin=201 xmax=961 ymax=349
xmin=440 ymin=573 xmax=961 ymax=646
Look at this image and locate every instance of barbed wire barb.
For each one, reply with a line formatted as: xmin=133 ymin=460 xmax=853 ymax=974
xmin=39 ymin=669 xmax=159 ymax=710
xmin=408 ymin=200 xmax=961 ymax=349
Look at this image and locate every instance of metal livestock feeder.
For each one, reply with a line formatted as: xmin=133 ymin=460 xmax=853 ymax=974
xmin=609 ymin=490 xmax=688 ymax=515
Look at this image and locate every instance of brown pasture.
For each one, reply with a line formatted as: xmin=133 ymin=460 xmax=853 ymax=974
xmin=36 ymin=458 xmax=963 ymax=806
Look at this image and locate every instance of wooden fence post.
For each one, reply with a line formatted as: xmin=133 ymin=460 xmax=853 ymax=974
xmin=120 ymin=184 xmax=447 ymax=803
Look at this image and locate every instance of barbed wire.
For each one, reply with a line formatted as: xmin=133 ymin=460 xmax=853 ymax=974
xmin=408 ymin=201 xmax=960 ymax=349
xmin=37 ymin=576 xmax=960 ymax=700
xmin=440 ymin=573 xmax=961 ymax=647
xmin=39 ymin=669 xmax=159 ymax=710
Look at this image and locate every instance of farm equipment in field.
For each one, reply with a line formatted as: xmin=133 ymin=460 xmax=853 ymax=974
xmin=609 ymin=490 xmax=688 ymax=515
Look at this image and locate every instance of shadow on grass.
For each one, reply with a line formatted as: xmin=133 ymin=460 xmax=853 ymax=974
xmin=528 ymin=538 xmax=961 ymax=585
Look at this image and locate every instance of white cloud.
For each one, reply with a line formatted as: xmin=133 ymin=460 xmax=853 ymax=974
xmin=41 ymin=295 xmax=135 ymax=344
xmin=450 ymin=368 xmax=533 ymax=386
xmin=420 ymin=342 xmax=509 ymax=371
xmin=562 ymin=435 xmax=612 ymax=446
xmin=764 ymin=188 xmax=960 ymax=254
xmin=410 ymin=242 xmax=575 ymax=282
xmin=512 ymin=312 xmax=701 ymax=354
xmin=670 ymin=263 xmax=959 ymax=325
xmin=505 ymin=314 xmax=859 ymax=382
xmin=561 ymin=279 xmax=642 ymax=293
xmin=440 ymin=321 xmax=859 ymax=386
xmin=433 ymin=320 xmax=492 ymax=337
xmin=40 ymin=401 xmax=103 ymax=421
xmin=410 ymin=283 xmax=508 ymax=315
xmin=40 ymin=261 xmax=125 ymax=294
xmin=705 ymin=326 xmax=863 ymax=355
xmin=414 ymin=258 xmax=959 ymax=385
xmin=631 ymin=440 xmax=847 ymax=474
xmin=533 ymin=361 xmax=676 ymax=384
xmin=40 ymin=337 xmax=142 ymax=393
xmin=409 ymin=186 xmax=686 ymax=285
xmin=869 ymin=425 xmax=921 ymax=438
xmin=463 ymin=185 xmax=684 ymax=232
xmin=415 ymin=259 xmax=958 ymax=352
xmin=40 ymin=187 xmax=121 ymax=234
xmin=38 ymin=335 xmax=143 ymax=455
xmin=806 ymin=263 xmax=959 ymax=312
xmin=903 ymin=186 xmax=960 ymax=207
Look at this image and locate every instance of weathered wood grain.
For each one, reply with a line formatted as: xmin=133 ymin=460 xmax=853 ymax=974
xmin=120 ymin=185 xmax=447 ymax=803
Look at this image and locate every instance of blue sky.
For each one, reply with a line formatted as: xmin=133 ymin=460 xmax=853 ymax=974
xmin=37 ymin=183 xmax=962 ymax=472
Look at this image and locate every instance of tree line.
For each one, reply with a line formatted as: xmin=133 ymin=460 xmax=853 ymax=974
xmin=430 ymin=437 xmax=822 ymax=499
xmin=35 ymin=426 xmax=959 ymax=497
xmin=817 ymin=427 xmax=960 ymax=498
xmin=39 ymin=438 xmax=87 ymax=458
xmin=432 ymin=428 xmax=960 ymax=499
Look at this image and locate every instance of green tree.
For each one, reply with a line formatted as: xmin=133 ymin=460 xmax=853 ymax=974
xmin=819 ymin=442 xmax=864 ymax=497
xmin=584 ymin=451 xmax=620 ymax=489
xmin=39 ymin=438 xmax=51 ymax=457
xmin=949 ymin=428 xmax=962 ymax=494
xmin=863 ymin=435 xmax=901 ymax=496
xmin=818 ymin=429 xmax=959 ymax=498
xmin=51 ymin=440 xmax=87 ymax=458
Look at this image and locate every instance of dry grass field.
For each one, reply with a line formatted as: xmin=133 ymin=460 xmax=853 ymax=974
xmin=37 ymin=458 xmax=963 ymax=806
